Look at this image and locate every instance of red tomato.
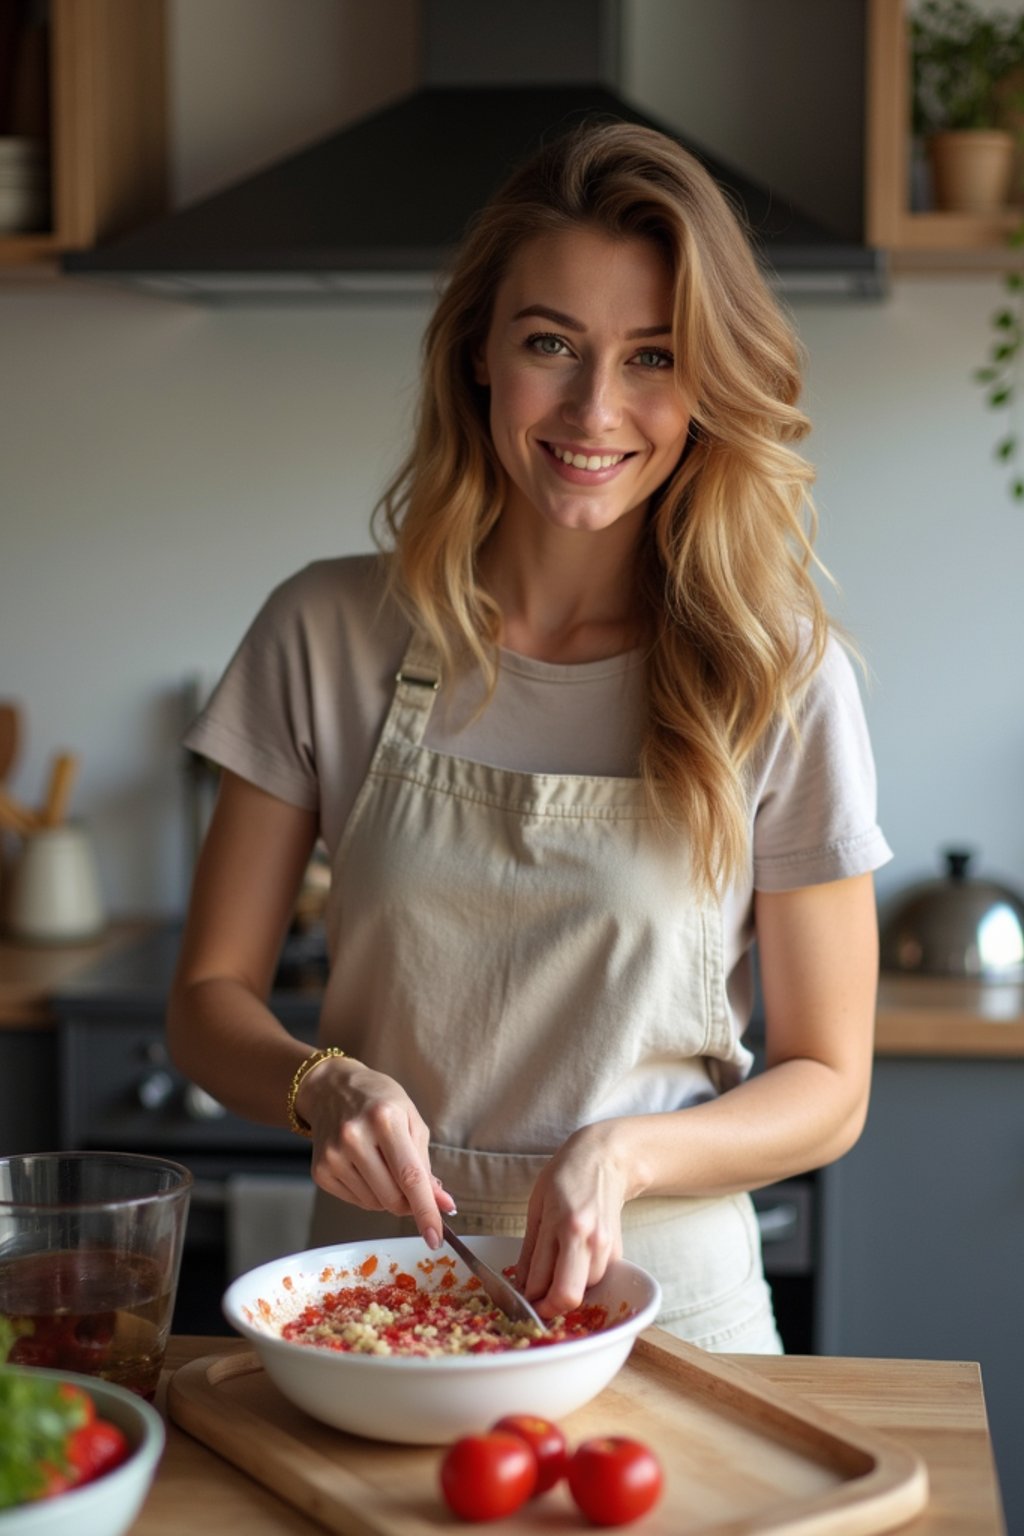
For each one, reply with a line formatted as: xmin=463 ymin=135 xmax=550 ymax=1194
xmin=491 ymin=1414 xmax=568 ymax=1494
xmin=57 ymin=1382 xmax=96 ymax=1426
xmin=568 ymin=1437 xmax=664 ymax=1527
xmin=33 ymin=1461 xmax=74 ymax=1501
xmin=439 ymin=1430 xmax=537 ymax=1521
xmin=66 ymin=1419 xmax=130 ymax=1485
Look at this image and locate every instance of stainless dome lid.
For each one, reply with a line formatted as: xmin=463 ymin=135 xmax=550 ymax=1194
xmin=880 ymin=849 xmax=1024 ymax=982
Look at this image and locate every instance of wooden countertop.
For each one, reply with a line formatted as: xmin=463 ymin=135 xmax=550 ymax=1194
xmin=131 ymin=1336 xmax=1005 ymax=1534
xmin=874 ymin=974 xmax=1024 ymax=1056
xmin=0 ymin=920 xmax=151 ymax=1027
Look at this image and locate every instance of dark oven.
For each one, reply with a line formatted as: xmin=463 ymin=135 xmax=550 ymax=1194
xmin=53 ymin=926 xmax=819 ymax=1348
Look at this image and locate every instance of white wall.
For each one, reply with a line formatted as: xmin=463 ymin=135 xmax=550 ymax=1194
xmin=1 ymin=281 xmax=429 ymax=913
xmin=2 ymin=1 xmax=1023 ymax=920
xmin=798 ymin=280 xmax=1024 ymax=899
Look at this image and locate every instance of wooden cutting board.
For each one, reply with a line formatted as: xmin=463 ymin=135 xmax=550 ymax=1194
xmin=167 ymin=1329 xmax=929 ymax=1535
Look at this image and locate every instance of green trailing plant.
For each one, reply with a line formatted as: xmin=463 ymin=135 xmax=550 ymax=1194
xmin=975 ymin=222 xmax=1024 ymax=501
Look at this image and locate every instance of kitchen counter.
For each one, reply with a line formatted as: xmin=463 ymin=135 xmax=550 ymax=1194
xmin=0 ymin=919 xmax=327 ymax=1030
xmin=0 ymin=920 xmax=151 ymax=1027
xmin=874 ymin=974 xmax=1024 ymax=1055
xmin=134 ymin=1335 xmax=1005 ymax=1534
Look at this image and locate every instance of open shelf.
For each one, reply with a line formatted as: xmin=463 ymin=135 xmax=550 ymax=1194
xmin=867 ymin=0 xmax=1024 ymax=269
xmin=0 ymin=0 xmax=166 ymax=269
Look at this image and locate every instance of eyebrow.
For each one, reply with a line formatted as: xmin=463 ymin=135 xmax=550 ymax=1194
xmin=511 ymin=304 xmax=672 ymax=340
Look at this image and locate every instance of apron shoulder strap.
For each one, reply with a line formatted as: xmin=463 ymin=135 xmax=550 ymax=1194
xmin=385 ymin=632 xmax=443 ymax=748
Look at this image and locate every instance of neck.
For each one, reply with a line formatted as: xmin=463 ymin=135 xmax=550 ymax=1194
xmin=480 ymin=506 xmax=646 ymax=664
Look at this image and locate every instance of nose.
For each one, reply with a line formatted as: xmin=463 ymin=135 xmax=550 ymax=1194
xmin=562 ymin=359 xmax=623 ymax=436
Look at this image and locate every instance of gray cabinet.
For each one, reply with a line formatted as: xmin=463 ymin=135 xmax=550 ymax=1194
xmin=0 ymin=1029 xmax=58 ymax=1153
xmin=819 ymin=1058 xmax=1022 ymax=1531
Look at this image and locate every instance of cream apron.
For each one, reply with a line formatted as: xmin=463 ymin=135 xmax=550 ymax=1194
xmin=309 ymin=635 xmax=782 ymax=1354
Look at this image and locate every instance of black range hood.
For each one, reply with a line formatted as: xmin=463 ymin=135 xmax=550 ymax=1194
xmin=62 ymin=0 xmax=886 ymax=302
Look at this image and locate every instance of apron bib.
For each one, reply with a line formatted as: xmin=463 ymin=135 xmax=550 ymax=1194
xmin=309 ymin=635 xmax=780 ymax=1353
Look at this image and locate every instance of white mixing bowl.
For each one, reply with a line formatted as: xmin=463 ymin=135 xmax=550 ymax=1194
xmin=222 ymin=1235 xmax=661 ymax=1444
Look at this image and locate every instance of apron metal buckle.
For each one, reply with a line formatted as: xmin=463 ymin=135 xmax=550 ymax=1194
xmin=396 ymin=668 xmax=440 ymax=691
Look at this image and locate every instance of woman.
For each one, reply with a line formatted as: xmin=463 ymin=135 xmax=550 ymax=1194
xmin=168 ymin=121 xmax=889 ymax=1353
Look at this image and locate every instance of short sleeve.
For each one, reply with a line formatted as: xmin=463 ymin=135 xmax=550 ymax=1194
xmin=183 ymin=569 xmax=322 ymax=811
xmin=751 ymin=639 xmax=893 ymax=891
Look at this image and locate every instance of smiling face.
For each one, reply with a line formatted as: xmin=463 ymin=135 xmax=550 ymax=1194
xmin=475 ymin=225 xmax=692 ymax=540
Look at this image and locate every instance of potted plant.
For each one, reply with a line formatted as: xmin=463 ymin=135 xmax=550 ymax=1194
xmin=912 ymin=0 xmax=1024 ymax=212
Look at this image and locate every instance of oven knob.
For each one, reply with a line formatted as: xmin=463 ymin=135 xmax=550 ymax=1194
xmin=137 ymin=1069 xmax=175 ymax=1111
xmin=183 ymin=1082 xmax=227 ymax=1121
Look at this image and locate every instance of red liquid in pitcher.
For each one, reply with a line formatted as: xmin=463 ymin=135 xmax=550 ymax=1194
xmin=0 ymin=1248 xmax=172 ymax=1400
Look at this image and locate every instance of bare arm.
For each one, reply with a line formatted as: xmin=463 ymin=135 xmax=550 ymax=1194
xmin=517 ymin=872 xmax=878 ymax=1314
xmin=167 ymin=770 xmax=319 ymax=1122
xmin=167 ymin=770 xmax=452 ymax=1245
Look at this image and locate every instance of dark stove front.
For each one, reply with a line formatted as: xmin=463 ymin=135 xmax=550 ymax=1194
xmin=53 ymin=925 xmax=324 ymax=1334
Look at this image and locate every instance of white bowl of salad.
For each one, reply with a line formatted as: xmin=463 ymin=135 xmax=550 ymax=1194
xmin=0 ymin=1365 xmax=164 ymax=1534
xmin=222 ymin=1234 xmax=661 ymax=1444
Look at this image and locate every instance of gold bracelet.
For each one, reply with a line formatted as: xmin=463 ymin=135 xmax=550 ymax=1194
xmin=287 ymin=1046 xmax=347 ymax=1138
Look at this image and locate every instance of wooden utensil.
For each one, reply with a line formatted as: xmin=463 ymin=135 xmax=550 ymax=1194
xmin=0 ymin=702 xmax=20 ymax=782
xmin=40 ymin=751 xmax=79 ymax=827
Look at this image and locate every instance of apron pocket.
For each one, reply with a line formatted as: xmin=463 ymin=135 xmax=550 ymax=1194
xmin=428 ymin=1142 xmax=550 ymax=1210
xmin=308 ymin=1194 xmax=420 ymax=1249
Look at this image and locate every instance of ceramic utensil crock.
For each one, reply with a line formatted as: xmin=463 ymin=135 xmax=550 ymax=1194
xmin=5 ymin=822 xmax=106 ymax=943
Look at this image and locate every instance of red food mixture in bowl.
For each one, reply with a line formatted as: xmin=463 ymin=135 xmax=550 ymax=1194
xmin=222 ymin=1236 xmax=662 ymax=1444
xmin=278 ymin=1262 xmax=609 ymax=1357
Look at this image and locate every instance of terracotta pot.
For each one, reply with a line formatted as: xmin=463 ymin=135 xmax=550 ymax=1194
xmin=929 ymin=129 xmax=1016 ymax=213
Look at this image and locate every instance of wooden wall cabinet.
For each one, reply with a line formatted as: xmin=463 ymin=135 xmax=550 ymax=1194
xmin=867 ymin=0 xmax=1023 ymax=265
xmin=2 ymin=2 xmax=1014 ymax=278
xmin=0 ymin=0 xmax=166 ymax=269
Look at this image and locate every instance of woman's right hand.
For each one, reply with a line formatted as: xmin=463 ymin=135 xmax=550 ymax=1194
xmin=296 ymin=1055 xmax=455 ymax=1248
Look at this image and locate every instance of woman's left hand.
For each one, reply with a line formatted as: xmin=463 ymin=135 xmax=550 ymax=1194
xmin=514 ymin=1123 xmax=632 ymax=1319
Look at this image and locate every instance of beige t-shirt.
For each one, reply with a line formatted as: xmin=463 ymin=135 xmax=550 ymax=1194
xmin=185 ymin=554 xmax=892 ymax=1041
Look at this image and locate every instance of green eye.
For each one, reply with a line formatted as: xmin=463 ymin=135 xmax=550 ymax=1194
xmin=635 ymin=349 xmax=673 ymax=369
xmin=527 ymin=333 xmax=569 ymax=356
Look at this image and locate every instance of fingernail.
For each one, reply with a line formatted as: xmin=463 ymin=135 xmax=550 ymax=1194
xmin=424 ymin=1226 xmax=440 ymax=1250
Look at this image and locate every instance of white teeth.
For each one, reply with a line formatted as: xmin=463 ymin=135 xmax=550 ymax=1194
xmin=550 ymin=446 xmax=625 ymax=470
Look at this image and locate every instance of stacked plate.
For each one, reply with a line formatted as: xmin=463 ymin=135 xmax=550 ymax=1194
xmin=0 ymin=136 xmax=49 ymax=234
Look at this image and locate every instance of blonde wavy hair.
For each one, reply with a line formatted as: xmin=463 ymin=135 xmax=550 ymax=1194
xmin=374 ymin=119 xmax=834 ymax=894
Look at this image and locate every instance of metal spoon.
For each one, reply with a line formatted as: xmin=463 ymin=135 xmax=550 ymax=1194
xmin=441 ymin=1221 xmax=547 ymax=1332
